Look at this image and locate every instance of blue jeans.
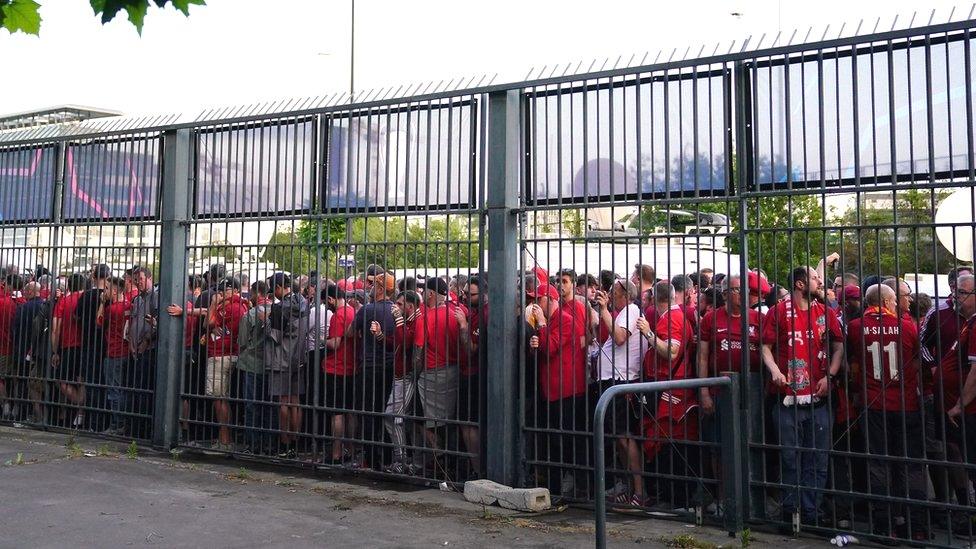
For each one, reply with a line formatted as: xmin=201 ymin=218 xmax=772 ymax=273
xmin=774 ymin=402 xmax=831 ymax=518
xmin=103 ymin=356 xmax=129 ymax=429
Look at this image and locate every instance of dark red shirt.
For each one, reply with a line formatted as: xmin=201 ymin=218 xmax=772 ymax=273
xmin=700 ymin=307 xmax=762 ymax=375
xmin=847 ymin=307 xmax=920 ymax=412
xmin=921 ymin=299 xmax=964 ymax=398
xmin=463 ymin=304 xmax=487 ymax=376
xmin=936 ymin=315 xmax=976 ymax=415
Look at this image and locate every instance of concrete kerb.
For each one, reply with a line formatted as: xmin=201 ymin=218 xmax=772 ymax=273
xmin=0 ymin=425 xmax=815 ymax=548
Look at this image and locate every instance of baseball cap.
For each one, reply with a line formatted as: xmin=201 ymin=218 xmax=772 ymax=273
xmin=747 ymin=271 xmax=771 ymax=295
xmin=843 ymin=284 xmax=861 ymax=301
xmin=267 ymin=272 xmax=291 ymax=288
xmin=92 ymin=264 xmax=112 ymax=279
xmin=528 ymin=284 xmax=559 ymax=300
xmin=424 ymin=277 xmax=449 ymax=296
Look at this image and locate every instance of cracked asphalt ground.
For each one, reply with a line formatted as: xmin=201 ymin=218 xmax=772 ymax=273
xmin=0 ymin=426 xmax=802 ymax=548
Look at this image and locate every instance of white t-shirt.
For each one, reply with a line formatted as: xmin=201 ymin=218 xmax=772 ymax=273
xmin=307 ymin=303 xmax=332 ymax=351
xmin=597 ymin=303 xmax=645 ymax=381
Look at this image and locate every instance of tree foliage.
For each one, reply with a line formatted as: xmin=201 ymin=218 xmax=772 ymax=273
xmin=829 ymin=189 xmax=956 ymax=279
xmin=0 ymin=0 xmax=203 ymax=36
xmin=271 ymin=215 xmax=482 ymax=278
xmin=203 ymin=239 xmax=237 ymax=262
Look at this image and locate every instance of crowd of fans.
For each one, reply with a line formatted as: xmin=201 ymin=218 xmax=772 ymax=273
xmin=5 ymin=255 xmax=976 ymax=542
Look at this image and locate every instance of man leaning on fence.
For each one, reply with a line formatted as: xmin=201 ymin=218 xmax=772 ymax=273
xmin=263 ymin=273 xmax=309 ymax=459
xmin=760 ymin=265 xmax=844 ymax=530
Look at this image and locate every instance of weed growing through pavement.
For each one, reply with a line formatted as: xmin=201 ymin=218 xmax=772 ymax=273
xmin=126 ymin=441 xmax=138 ymax=459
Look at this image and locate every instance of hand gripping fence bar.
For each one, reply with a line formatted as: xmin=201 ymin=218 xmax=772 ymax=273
xmin=594 ymin=374 xmax=742 ymax=549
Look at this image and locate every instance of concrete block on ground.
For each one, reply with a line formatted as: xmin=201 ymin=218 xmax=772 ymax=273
xmin=463 ymin=479 xmax=550 ymax=512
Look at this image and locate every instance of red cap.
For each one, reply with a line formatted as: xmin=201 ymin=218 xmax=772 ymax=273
xmin=747 ymin=271 xmax=771 ymax=295
xmin=843 ymin=284 xmax=861 ymax=301
xmin=532 ymin=266 xmax=550 ymax=286
xmin=527 ymin=284 xmax=559 ymax=300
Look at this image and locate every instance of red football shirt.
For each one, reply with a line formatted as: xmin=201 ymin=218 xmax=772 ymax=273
xmin=101 ymin=299 xmax=132 ymax=359
xmin=643 ymin=305 xmax=692 ymax=381
xmin=324 ymin=305 xmax=357 ymax=376
xmin=0 ymin=293 xmax=17 ymax=356
xmin=536 ymin=301 xmax=588 ymax=401
xmin=53 ymin=291 xmax=84 ymax=349
xmin=463 ymin=304 xmax=487 ymax=376
xmin=761 ymin=299 xmax=844 ymax=398
xmin=413 ymin=302 xmax=463 ymax=370
xmin=846 ymin=307 xmax=920 ymax=412
xmin=700 ymin=307 xmax=762 ymax=375
xmin=392 ymin=317 xmax=417 ymax=378
xmin=936 ymin=315 xmax=976 ymax=415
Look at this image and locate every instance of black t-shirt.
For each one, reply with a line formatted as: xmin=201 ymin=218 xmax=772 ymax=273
xmin=76 ymin=288 xmax=105 ymax=353
xmin=353 ymin=299 xmax=396 ymax=370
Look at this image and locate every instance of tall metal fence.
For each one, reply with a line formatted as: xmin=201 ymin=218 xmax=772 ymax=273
xmin=3 ymin=16 xmax=976 ymax=547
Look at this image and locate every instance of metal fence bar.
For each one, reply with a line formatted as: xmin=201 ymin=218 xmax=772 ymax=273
xmin=485 ymin=90 xmax=521 ymax=485
xmin=594 ymin=376 xmax=737 ymax=548
xmin=154 ymin=129 xmax=191 ymax=448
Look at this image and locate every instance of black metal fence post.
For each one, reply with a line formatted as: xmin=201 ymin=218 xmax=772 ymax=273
xmin=485 ymin=90 xmax=522 ymax=487
xmin=153 ymin=128 xmax=191 ymax=449
xmin=719 ymin=371 xmax=743 ymax=535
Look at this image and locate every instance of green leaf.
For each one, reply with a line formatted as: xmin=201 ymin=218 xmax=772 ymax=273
xmin=1 ymin=0 xmax=41 ymax=35
xmin=169 ymin=0 xmax=205 ymax=17
xmin=124 ymin=2 xmax=148 ymax=34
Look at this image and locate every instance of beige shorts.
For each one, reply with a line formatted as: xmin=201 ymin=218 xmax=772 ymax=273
xmin=205 ymin=356 xmax=235 ymax=398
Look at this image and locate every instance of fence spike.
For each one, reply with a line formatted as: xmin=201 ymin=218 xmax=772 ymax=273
xmin=771 ymin=31 xmax=782 ymax=47
xmin=836 ymin=22 xmax=846 ymax=39
xmin=739 ymin=35 xmax=752 ymax=53
xmin=928 ymin=8 xmax=936 ymax=26
xmin=872 ymin=17 xmax=880 ymax=34
xmin=787 ymin=28 xmax=798 ymax=46
xmin=969 ymin=3 xmax=975 ymax=19
xmin=821 ymin=24 xmax=830 ymax=41
xmin=947 ymin=6 xmax=956 ymax=22
xmin=890 ymin=13 xmax=900 ymax=32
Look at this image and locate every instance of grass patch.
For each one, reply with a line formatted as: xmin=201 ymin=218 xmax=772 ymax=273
xmin=229 ymin=467 xmax=254 ymax=481
xmin=126 ymin=441 xmax=138 ymax=459
xmin=4 ymin=452 xmax=25 ymax=466
xmin=661 ymin=534 xmax=718 ymax=549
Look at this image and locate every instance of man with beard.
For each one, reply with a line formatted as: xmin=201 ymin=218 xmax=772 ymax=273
xmin=459 ymin=275 xmax=487 ymax=478
xmin=760 ymin=266 xmax=844 ymax=530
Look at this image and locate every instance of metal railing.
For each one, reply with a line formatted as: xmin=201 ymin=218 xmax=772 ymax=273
xmin=594 ymin=375 xmax=741 ymax=548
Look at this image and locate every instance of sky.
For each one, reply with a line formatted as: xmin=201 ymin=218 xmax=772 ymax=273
xmin=1 ymin=0 xmax=970 ymax=117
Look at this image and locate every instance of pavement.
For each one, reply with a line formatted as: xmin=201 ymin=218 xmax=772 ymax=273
xmin=0 ymin=425 xmax=812 ymax=548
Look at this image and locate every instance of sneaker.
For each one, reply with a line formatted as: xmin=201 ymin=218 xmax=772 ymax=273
xmin=277 ymin=447 xmax=297 ymax=459
xmin=2 ymin=402 xmax=11 ymax=419
xmin=72 ymin=413 xmax=84 ymax=428
xmin=101 ymin=427 xmax=126 ymax=437
xmin=605 ymin=480 xmax=628 ymax=498
xmin=385 ymin=461 xmax=413 ymax=475
xmin=836 ymin=518 xmax=852 ymax=530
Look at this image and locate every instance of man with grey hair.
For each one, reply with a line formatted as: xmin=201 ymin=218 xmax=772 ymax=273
xmin=698 ymin=273 xmax=762 ymax=516
xmin=847 ymin=282 xmax=926 ymax=541
xmin=882 ymin=277 xmax=914 ymax=323
xmin=594 ymin=278 xmax=647 ymax=507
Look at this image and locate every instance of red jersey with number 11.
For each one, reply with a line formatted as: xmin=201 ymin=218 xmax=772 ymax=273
xmin=846 ymin=307 xmax=920 ymax=412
